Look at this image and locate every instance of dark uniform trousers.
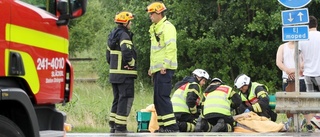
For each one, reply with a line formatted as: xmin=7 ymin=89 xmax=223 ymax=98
xmin=110 ymin=78 xmax=134 ymax=131
xmin=153 ymin=69 xmax=179 ymax=130
xmin=175 ymin=113 xmax=197 ymax=132
xmin=206 ymin=116 xmax=234 ymax=132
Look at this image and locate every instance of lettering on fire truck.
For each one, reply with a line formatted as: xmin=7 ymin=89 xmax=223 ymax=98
xmin=37 ymin=57 xmax=65 ymax=84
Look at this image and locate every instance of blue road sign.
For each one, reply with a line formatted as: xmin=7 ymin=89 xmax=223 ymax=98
xmin=278 ymin=0 xmax=311 ymax=8
xmin=282 ymin=8 xmax=309 ymax=25
xmin=282 ymin=25 xmax=309 ymax=41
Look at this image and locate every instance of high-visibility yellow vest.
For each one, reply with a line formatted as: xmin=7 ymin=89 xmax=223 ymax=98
xmin=171 ymin=82 xmax=201 ymax=113
xmin=239 ymin=82 xmax=268 ymax=106
xmin=203 ymin=85 xmax=233 ymax=116
xmin=149 ymin=16 xmax=178 ymax=73
xmin=239 ymin=82 xmax=269 ymax=113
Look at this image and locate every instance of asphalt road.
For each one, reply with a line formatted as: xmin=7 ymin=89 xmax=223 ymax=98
xmin=66 ymin=132 xmax=320 ymax=137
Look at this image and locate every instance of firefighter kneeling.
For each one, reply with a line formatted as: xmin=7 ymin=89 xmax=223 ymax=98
xmin=171 ymin=69 xmax=210 ymax=132
xmin=234 ymin=74 xmax=277 ymax=122
xmin=195 ymin=78 xmax=242 ymax=132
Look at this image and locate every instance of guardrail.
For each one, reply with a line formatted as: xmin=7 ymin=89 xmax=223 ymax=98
xmin=69 ymin=58 xmax=96 ymax=61
xmin=275 ymin=92 xmax=320 ymax=114
xmin=275 ymin=92 xmax=320 ymax=132
xmin=74 ymin=78 xmax=97 ymax=83
xmin=69 ymin=58 xmax=98 ymax=83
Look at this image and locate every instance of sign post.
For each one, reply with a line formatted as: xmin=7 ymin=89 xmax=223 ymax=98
xmin=278 ymin=0 xmax=311 ymax=8
xmin=277 ymin=0 xmax=311 ymax=132
xmin=282 ymin=25 xmax=309 ymax=41
xmin=281 ymin=8 xmax=309 ymax=25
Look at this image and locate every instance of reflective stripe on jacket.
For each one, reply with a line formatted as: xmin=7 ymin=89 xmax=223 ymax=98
xmin=240 ymin=82 xmax=269 ymax=113
xmin=108 ymin=26 xmax=137 ymax=83
xmin=171 ymin=82 xmax=201 ymax=113
xmin=240 ymin=82 xmax=266 ymax=106
xmin=149 ymin=16 xmax=177 ymax=73
xmin=203 ymin=85 xmax=233 ymax=116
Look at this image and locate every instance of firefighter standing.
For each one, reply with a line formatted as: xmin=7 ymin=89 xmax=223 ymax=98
xmin=146 ymin=1 xmax=179 ymax=132
xmin=234 ymin=74 xmax=277 ymax=122
xmin=195 ymin=78 xmax=242 ymax=132
xmin=171 ymin=69 xmax=210 ymax=132
xmin=106 ymin=11 xmax=137 ymax=133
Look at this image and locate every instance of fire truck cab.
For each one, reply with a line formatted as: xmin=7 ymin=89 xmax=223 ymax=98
xmin=0 ymin=0 xmax=87 ymax=137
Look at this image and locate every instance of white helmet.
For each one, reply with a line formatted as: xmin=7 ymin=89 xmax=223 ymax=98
xmin=234 ymin=74 xmax=251 ymax=89
xmin=210 ymin=77 xmax=223 ymax=84
xmin=192 ymin=69 xmax=210 ymax=80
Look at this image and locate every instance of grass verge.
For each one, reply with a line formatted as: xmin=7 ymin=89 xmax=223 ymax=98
xmin=57 ymin=80 xmax=154 ymax=132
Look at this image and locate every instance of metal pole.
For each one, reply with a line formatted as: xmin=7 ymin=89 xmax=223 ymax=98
xmin=294 ymin=41 xmax=300 ymax=94
xmin=294 ymin=41 xmax=300 ymax=132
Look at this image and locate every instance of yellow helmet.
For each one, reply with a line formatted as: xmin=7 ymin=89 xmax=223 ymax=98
xmin=114 ymin=11 xmax=134 ymax=24
xmin=146 ymin=2 xmax=167 ymax=14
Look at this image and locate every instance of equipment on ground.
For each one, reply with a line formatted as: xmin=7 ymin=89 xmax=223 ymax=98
xmin=136 ymin=111 xmax=151 ymax=132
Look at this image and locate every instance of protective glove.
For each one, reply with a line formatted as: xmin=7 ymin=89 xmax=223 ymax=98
xmin=244 ymin=108 xmax=250 ymax=113
xmin=236 ymin=104 xmax=247 ymax=114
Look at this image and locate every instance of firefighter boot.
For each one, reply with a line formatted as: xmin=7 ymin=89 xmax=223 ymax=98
xmin=115 ymin=124 xmax=134 ymax=133
xmin=195 ymin=117 xmax=209 ymax=132
xmin=109 ymin=121 xmax=115 ymax=133
xmin=178 ymin=121 xmax=196 ymax=132
xmin=226 ymin=123 xmax=233 ymax=132
xmin=178 ymin=122 xmax=186 ymax=132
xmin=154 ymin=126 xmax=165 ymax=132
xmin=161 ymin=124 xmax=180 ymax=133
xmin=211 ymin=119 xmax=226 ymax=132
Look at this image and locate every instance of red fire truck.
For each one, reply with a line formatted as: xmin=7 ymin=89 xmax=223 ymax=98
xmin=0 ymin=0 xmax=87 ymax=136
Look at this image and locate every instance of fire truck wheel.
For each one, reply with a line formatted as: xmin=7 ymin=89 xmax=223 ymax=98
xmin=0 ymin=115 xmax=25 ymax=137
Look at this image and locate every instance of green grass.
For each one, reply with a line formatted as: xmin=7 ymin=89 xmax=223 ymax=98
xmin=57 ymin=81 xmax=154 ymax=133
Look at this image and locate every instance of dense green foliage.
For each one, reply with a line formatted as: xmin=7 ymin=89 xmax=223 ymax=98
xmin=69 ymin=0 xmax=320 ymax=93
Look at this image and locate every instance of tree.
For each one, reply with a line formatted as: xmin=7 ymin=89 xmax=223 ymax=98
xmin=70 ymin=0 xmax=320 ymax=93
xmin=69 ymin=0 xmax=110 ymax=56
